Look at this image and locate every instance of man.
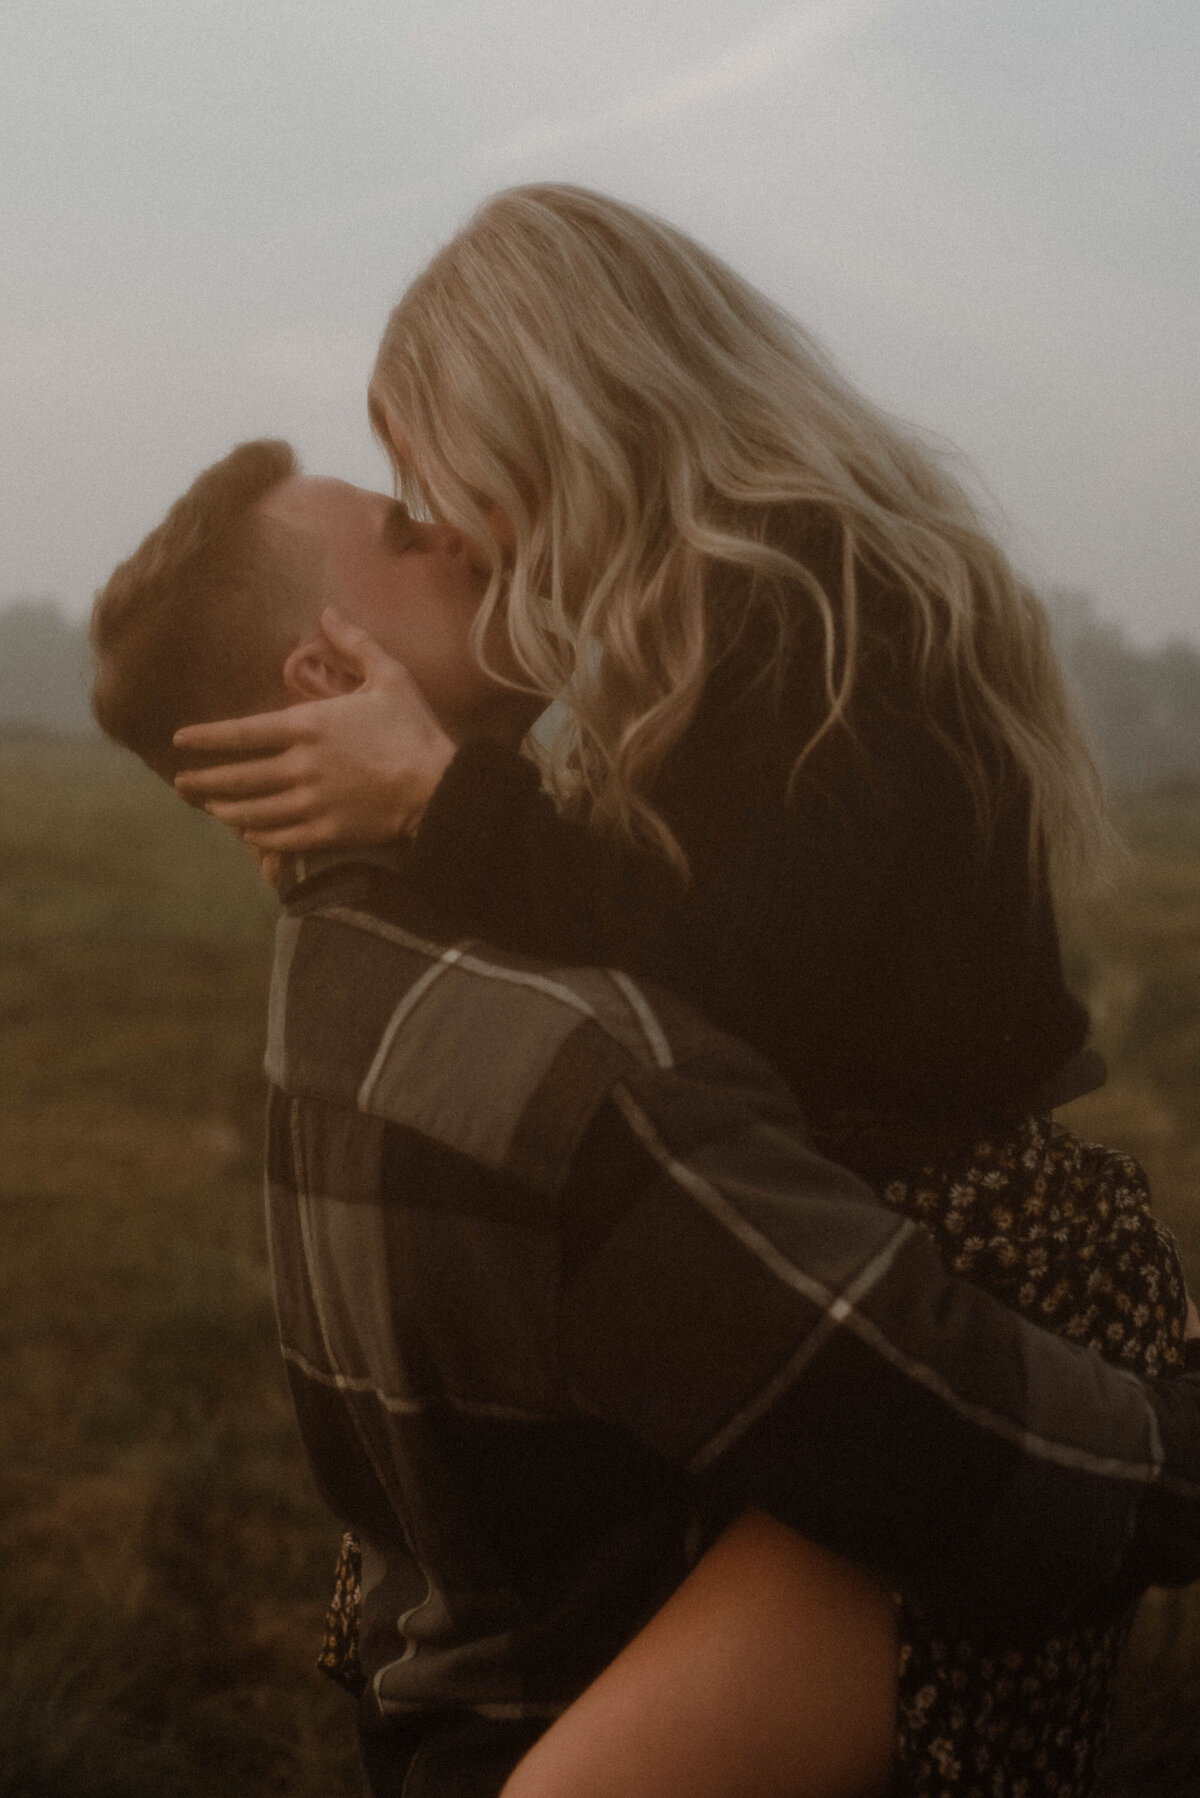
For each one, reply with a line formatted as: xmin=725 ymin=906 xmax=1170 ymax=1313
xmin=92 ymin=440 xmax=1200 ymax=1796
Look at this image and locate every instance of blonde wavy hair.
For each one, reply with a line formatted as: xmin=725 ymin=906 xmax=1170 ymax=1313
xmin=370 ymin=183 xmax=1110 ymax=891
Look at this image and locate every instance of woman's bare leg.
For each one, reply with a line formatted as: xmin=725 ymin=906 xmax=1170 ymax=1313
xmin=501 ymin=1509 xmax=896 ymax=1798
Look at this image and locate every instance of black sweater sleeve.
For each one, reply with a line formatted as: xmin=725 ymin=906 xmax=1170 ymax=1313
xmin=411 ymin=714 xmax=1088 ymax=1126
xmin=411 ymin=737 xmax=693 ymax=982
xmin=411 ymin=544 xmax=1091 ymax=1126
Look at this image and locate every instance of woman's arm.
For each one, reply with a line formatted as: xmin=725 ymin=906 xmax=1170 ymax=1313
xmin=172 ymin=614 xmax=680 ymax=969
xmin=409 ymin=735 xmax=686 ymax=967
xmin=171 ymin=615 xmax=1087 ymax=1110
xmin=501 ymin=1510 xmax=896 ymax=1798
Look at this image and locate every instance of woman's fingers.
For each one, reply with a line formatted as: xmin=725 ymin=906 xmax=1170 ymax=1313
xmin=246 ymin=845 xmax=284 ymax=888
xmin=173 ymin=662 xmax=452 ymax=850
xmin=173 ymin=708 xmax=302 ymax=756
xmin=320 ymin=608 xmax=405 ymax=685
xmin=242 ymin=820 xmax=341 ymax=854
xmin=176 ymin=752 xmax=302 ymax=801
xmin=204 ymin=790 xmax=318 ymax=831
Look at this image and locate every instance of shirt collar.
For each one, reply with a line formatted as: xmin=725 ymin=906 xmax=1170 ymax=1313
xmin=277 ymin=840 xmax=416 ymax=905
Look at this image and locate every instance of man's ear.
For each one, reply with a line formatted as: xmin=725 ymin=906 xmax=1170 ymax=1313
xmin=282 ymin=636 xmax=362 ymax=700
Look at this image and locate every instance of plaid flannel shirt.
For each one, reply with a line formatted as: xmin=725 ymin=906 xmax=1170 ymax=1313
xmin=265 ymin=850 xmax=1160 ymax=1761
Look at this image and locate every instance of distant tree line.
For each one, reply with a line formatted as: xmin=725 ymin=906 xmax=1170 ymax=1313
xmin=0 ymin=597 xmax=95 ymax=734
xmin=1 ymin=591 xmax=1197 ymax=790
xmin=1045 ymin=590 xmax=1200 ymax=794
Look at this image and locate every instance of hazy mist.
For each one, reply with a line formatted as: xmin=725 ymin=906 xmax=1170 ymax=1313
xmin=3 ymin=0 xmax=1196 ymax=641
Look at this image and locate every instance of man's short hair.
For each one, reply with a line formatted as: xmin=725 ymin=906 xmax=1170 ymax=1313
xmin=91 ymin=438 xmax=309 ymax=779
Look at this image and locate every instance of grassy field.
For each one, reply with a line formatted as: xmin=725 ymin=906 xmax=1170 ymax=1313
xmin=0 ymin=735 xmax=359 ymax=1797
xmin=1057 ymin=794 xmax=1200 ymax=1796
xmin=1 ymin=733 xmax=1198 ymax=1796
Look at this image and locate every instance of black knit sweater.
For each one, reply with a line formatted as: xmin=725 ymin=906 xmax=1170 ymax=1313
xmin=410 ymin=517 xmax=1089 ymax=1132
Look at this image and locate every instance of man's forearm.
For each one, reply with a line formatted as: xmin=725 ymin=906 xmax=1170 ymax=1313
xmin=561 ymin=1061 xmax=1182 ymax=1633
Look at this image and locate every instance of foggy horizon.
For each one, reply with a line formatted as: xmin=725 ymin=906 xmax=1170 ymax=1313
xmin=3 ymin=0 xmax=1196 ymax=646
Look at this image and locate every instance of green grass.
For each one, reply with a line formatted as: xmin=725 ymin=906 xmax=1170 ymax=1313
xmin=0 ymin=736 xmax=359 ymax=1797
xmin=1057 ymin=800 xmax=1200 ymax=1794
xmin=1060 ymin=799 xmax=1200 ymax=1280
xmin=1 ymin=735 xmax=1199 ymax=1795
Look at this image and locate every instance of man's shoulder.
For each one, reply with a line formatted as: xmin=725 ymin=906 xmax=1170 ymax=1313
xmin=267 ymin=863 xmax=715 ymax=1195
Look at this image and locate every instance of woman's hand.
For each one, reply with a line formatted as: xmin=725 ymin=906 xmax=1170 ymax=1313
xmin=247 ymin=843 xmax=283 ymax=888
xmin=173 ymin=611 xmax=456 ymax=852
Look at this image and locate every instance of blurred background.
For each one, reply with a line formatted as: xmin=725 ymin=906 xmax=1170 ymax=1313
xmin=2 ymin=1 xmax=1197 ymax=1792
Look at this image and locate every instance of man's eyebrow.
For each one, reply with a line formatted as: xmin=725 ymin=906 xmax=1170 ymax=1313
xmin=381 ymin=499 xmax=416 ymax=552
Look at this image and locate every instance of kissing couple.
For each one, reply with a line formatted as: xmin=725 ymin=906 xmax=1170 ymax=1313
xmin=93 ymin=183 xmax=1200 ymax=1798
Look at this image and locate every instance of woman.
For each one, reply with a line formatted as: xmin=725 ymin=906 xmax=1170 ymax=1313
xmin=177 ymin=186 xmax=1187 ymax=1796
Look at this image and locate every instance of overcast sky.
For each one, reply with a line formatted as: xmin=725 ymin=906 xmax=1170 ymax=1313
xmin=3 ymin=0 xmax=1196 ymax=643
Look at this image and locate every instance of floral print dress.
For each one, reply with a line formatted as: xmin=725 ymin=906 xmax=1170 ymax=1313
xmin=851 ymin=1114 xmax=1186 ymax=1797
xmin=320 ymin=1114 xmax=1187 ymax=1797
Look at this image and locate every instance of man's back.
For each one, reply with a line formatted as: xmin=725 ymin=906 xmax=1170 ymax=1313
xmin=267 ymin=856 xmax=730 ymax=1721
xmin=265 ymin=849 xmax=1171 ymax=1793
